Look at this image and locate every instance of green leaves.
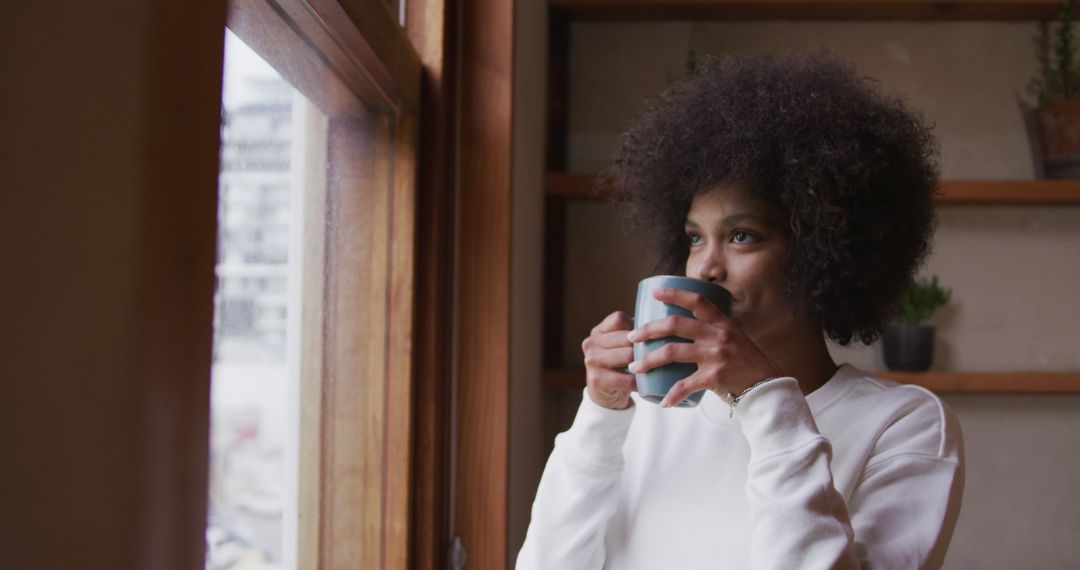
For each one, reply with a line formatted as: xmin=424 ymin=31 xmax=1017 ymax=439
xmin=686 ymin=49 xmax=698 ymax=77
xmin=1031 ymin=0 xmax=1080 ymax=105
xmin=1057 ymin=0 xmax=1077 ymax=99
xmin=896 ymin=275 xmax=952 ymax=325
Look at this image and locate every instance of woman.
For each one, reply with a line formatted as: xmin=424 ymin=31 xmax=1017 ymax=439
xmin=517 ymin=49 xmax=964 ymax=569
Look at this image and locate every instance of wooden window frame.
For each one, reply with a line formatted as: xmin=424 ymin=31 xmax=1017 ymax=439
xmin=130 ymin=0 xmax=512 ymax=566
xmin=225 ymin=0 xmax=422 ymax=567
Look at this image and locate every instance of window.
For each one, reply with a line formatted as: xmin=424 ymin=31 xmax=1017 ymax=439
xmin=207 ymin=30 xmax=317 ymax=568
xmin=209 ymin=0 xmax=421 ymax=566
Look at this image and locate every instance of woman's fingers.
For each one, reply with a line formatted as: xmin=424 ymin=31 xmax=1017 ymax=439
xmin=591 ymin=310 xmax=634 ymax=335
xmin=593 ymin=328 xmax=634 ymax=349
xmin=650 ymin=288 xmax=728 ymax=323
xmin=588 ymin=368 xmax=637 ymax=393
xmin=584 ymin=346 xmax=633 ymax=370
xmin=627 ymin=340 xmax=697 ymax=374
xmin=627 ymin=314 xmax=712 ymax=344
xmin=582 ymin=312 xmax=633 ymax=361
xmin=583 ymin=310 xmax=638 ymax=409
xmin=658 ymin=370 xmax=710 ymax=408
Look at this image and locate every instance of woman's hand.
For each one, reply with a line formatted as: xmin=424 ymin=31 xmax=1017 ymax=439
xmin=582 ymin=310 xmax=637 ymax=410
xmin=626 ymin=288 xmax=781 ymax=408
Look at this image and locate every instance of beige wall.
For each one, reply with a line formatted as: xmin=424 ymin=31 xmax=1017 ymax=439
xmin=0 ymin=5 xmax=145 ymax=566
xmin=942 ymin=393 xmax=1080 ymax=568
xmin=539 ymin=20 xmax=1080 ymax=568
xmin=1 ymin=3 xmax=222 ymax=568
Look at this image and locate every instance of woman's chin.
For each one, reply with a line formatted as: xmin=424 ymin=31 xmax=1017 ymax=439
xmin=727 ymin=309 xmax=753 ymax=330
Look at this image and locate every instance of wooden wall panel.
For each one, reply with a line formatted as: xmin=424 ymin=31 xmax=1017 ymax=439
xmin=455 ymin=0 xmax=514 ymax=566
xmin=406 ymin=0 xmax=455 ymax=567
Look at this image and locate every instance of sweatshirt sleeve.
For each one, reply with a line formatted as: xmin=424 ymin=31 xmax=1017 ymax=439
xmin=516 ymin=389 xmax=636 ymax=570
xmin=736 ymin=377 xmax=964 ymax=570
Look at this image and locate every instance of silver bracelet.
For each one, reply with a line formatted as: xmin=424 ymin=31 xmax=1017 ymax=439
xmin=722 ymin=376 xmax=786 ymax=417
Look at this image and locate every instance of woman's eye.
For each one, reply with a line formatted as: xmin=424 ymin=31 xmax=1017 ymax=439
xmin=731 ymin=230 xmax=756 ymax=244
xmin=687 ymin=233 xmax=702 ymax=246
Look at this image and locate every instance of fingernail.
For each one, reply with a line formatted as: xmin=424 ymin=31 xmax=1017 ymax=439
xmin=627 ymin=330 xmax=642 ymax=342
xmin=628 ymin=360 xmax=642 ymax=373
xmin=659 ymin=399 xmax=670 ymax=408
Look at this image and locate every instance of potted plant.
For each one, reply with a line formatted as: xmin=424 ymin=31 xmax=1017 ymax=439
xmin=883 ymin=275 xmax=952 ymax=372
xmin=1030 ymin=0 xmax=1080 ymax=178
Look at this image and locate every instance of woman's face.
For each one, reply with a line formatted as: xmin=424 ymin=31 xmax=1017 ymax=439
xmin=684 ymin=185 xmax=800 ymax=345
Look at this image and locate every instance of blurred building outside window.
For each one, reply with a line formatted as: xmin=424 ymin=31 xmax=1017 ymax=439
xmin=207 ymin=29 xmax=324 ymax=570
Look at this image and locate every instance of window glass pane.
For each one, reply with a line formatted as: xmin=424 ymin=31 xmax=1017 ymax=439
xmin=206 ymin=29 xmax=326 ymax=570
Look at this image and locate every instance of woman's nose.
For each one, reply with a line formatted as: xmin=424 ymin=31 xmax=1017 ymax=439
xmin=695 ymin=246 xmax=726 ymax=283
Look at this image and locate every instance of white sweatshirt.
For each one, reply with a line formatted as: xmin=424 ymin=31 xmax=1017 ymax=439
xmin=517 ymin=364 xmax=964 ymax=569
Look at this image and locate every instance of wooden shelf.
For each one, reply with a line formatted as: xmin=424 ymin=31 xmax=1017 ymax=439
xmin=876 ymin=371 xmax=1080 ymax=392
xmin=935 ymin=180 xmax=1080 ymax=204
xmin=545 ymin=367 xmax=593 ymax=390
xmin=546 ymin=173 xmax=1080 ymax=205
xmin=544 ymin=367 xmax=1080 ymax=393
xmin=551 ymin=0 xmax=1068 ymax=21
xmin=547 ymin=173 xmax=604 ymax=199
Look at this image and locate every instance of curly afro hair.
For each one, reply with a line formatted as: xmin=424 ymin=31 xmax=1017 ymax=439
xmin=603 ymin=48 xmax=939 ymax=346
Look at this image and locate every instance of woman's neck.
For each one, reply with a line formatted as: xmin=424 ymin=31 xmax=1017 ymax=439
xmin=753 ymin=318 xmax=838 ymax=396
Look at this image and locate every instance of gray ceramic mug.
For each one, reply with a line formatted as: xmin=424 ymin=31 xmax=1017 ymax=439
xmin=632 ymin=275 xmax=732 ymax=408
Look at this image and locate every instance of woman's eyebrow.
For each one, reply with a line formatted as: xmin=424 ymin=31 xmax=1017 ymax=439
xmin=721 ymin=213 xmax=757 ymax=226
xmin=684 ymin=213 xmax=760 ymax=228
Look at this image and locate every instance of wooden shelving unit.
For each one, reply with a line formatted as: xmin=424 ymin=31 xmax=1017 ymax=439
xmin=552 ymin=0 xmax=1066 ymax=21
xmin=543 ymin=367 xmax=1080 ymax=393
xmin=546 ymin=173 xmax=1080 ymax=205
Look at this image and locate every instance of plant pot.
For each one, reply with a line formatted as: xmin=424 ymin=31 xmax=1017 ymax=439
xmin=883 ymin=324 xmax=935 ymax=372
xmin=1034 ymin=100 xmax=1080 ymax=178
